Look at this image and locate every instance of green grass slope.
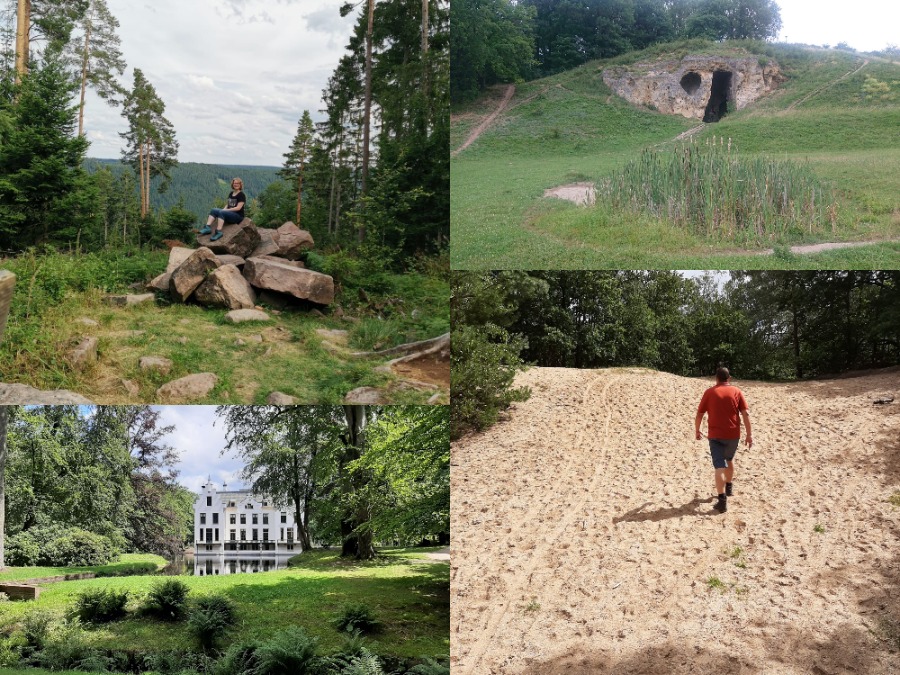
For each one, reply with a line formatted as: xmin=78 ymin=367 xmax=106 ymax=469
xmin=451 ymin=41 xmax=900 ymax=269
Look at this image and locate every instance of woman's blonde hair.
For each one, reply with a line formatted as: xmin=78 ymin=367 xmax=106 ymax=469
xmin=231 ymin=177 xmax=244 ymax=190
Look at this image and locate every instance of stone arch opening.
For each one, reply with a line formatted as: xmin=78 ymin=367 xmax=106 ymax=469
xmin=679 ymin=71 xmax=701 ymax=95
xmin=704 ymin=70 xmax=733 ymax=122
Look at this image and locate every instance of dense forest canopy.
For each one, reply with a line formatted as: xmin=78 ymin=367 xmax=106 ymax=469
xmin=452 ymin=271 xmax=900 ymax=437
xmin=451 ymin=0 xmax=784 ymax=101
xmin=0 ymin=0 xmax=449 ymax=257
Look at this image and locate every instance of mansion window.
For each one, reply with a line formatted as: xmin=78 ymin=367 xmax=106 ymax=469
xmin=252 ymin=514 xmax=258 ymax=525
xmin=206 ymin=496 xmax=212 ymax=506
xmin=281 ymin=512 xmax=287 ymax=523
xmin=240 ymin=514 xmax=246 ymax=524
xmin=200 ymin=513 xmax=206 ymax=525
xmin=263 ymin=514 xmax=268 ymax=525
xmin=212 ymin=513 xmax=219 ymax=524
xmin=230 ymin=514 xmax=236 ymax=525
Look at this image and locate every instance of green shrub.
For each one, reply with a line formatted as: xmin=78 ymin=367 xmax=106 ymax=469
xmin=252 ymin=627 xmax=322 ymax=675
xmin=451 ymin=324 xmax=531 ymax=439
xmin=74 ymin=588 xmax=129 ymax=623
xmin=144 ymin=579 xmax=190 ymax=621
xmin=188 ymin=596 xmax=237 ymax=649
xmin=32 ymin=618 xmax=107 ymax=672
xmin=339 ymin=648 xmax=387 ymax=675
xmin=215 ymin=640 xmax=263 ymax=675
xmin=22 ymin=608 xmax=54 ymax=649
xmin=333 ymin=604 xmax=381 ymax=635
xmin=5 ymin=525 xmax=119 ymax=566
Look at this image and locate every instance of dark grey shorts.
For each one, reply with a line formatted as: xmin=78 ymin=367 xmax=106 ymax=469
xmin=709 ymin=438 xmax=739 ymax=469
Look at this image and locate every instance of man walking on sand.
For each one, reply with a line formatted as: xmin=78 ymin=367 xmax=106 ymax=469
xmin=695 ymin=367 xmax=753 ymax=513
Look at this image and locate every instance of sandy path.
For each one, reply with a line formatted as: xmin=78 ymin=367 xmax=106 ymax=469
xmin=452 ymin=84 xmax=515 ymax=158
xmin=451 ymin=368 xmax=900 ymax=674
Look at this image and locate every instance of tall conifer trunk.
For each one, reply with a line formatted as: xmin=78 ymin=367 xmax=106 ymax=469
xmin=78 ymin=18 xmax=93 ymax=136
xmin=14 ymin=0 xmax=30 ymax=83
xmin=359 ymin=0 xmax=375 ymax=243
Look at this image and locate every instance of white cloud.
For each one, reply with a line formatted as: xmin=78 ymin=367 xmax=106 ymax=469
xmin=84 ymin=0 xmax=357 ymax=165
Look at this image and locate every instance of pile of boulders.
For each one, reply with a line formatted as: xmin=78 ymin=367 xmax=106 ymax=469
xmin=147 ymin=219 xmax=334 ymax=309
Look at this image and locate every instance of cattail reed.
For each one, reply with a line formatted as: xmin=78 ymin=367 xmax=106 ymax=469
xmin=597 ymin=142 xmax=840 ymax=241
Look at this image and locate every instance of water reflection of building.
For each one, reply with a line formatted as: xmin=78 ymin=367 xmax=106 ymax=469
xmin=193 ymin=481 xmax=302 ymax=562
xmin=194 ymin=556 xmax=289 ymax=576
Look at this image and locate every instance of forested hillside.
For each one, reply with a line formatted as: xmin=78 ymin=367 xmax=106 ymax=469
xmin=83 ymin=158 xmax=280 ymax=228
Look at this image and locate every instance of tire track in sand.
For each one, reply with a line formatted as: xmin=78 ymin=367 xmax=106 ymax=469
xmin=458 ymin=372 xmax=616 ymax=675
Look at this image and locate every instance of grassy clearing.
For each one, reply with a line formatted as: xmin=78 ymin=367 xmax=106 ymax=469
xmin=0 ymin=250 xmax=448 ymax=403
xmin=451 ymin=40 xmax=900 ymax=268
xmin=0 ymin=555 xmax=167 ymax=583
xmin=0 ymin=550 xmax=449 ymax=659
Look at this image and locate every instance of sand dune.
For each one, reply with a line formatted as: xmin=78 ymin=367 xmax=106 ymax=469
xmin=451 ymin=368 xmax=900 ymax=674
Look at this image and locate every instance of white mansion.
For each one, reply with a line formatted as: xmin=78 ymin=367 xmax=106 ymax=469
xmin=193 ymin=481 xmax=302 ymax=556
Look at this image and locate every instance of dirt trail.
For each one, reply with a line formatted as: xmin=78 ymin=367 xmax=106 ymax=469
xmin=452 ymin=84 xmax=515 ymax=158
xmin=785 ymin=58 xmax=869 ymax=111
xmin=451 ymin=368 xmax=900 ymax=674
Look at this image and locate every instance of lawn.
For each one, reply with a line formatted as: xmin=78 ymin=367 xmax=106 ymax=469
xmin=0 ymin=549 xmax=449 ymax=659
xmin=451 ymin=42 xmax=900 ymax=269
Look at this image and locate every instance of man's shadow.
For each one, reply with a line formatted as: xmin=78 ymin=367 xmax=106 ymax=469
xmin=612 ymin=495 xmax=717 ymax=524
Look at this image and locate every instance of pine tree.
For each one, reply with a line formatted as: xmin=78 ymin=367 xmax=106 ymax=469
xmin=120 ymin=68 xmax=178 ymax=219
xmin=0 ymin=43 xmax=94 ymax=248
xmin=70 ymin=0 xmax=125 ymax=136
xmin=278 ymin=110 xmax=317 ymax=229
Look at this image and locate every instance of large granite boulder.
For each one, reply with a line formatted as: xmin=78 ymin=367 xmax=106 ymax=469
xmin=272 ymin=221 xmax=314 ymax=260
xmin=0 ymin=383 xmax=93 ymax=404
xmin=194 ymin=264 xmax=257 ymax=310
xmin=250 ymin=228 xmax=280 ymax=258
xmin=157 ymin=373 xmax=219 ymax=402
xmin=196 ymin=218 xmax=261 ymax=258
xmin=148 ymin=246 xmax=194 ymax=292
xmin=243 ymin=257 xmax=334 ymax=305
xmin=169 ymin=247 xmax=220 ymax=302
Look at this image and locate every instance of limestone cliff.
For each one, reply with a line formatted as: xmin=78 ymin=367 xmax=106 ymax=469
xmin=602 ymin=55 xmax=785 ymax=122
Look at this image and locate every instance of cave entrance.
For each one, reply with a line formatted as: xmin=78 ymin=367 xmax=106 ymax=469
xmin=703 ymin=70 xmax=733 ymax=122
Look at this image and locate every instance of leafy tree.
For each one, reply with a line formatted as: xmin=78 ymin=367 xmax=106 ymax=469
xmin=685 ymin=0 xmax=781 ymax=41
xmin=120 ymin=68 xmax=178 ymax=219
xmin=0 ymin=405 xmax=9 ymax=568
xmin=279 ymin=110 xmax=317 ymax=229
xmin=451 ymin=0 xmax=535 ymax=101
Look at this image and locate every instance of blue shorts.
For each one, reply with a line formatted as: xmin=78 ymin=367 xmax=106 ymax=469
xmin=709 ymin=438 xmax=739 ymax=469
xmin=209 ymin=208 xmax=243 ymax=224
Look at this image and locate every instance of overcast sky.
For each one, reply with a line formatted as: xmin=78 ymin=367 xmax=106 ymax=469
xmin=775 ymin=0 xmax=899 ymax=52
xmin=152 ymin=406 xmax=245 ymax=495
xmin=82 ymin=0 xmax=357 ymax=166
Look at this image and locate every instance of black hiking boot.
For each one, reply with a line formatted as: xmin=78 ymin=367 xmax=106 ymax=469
xmin=714 ymin=495 xmax=727 ymax=513
xmin=725 ymin=482 xmax=733 ymax=497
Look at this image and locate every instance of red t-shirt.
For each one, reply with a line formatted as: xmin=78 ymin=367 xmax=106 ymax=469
xmin=697 ymin=383 xmax=748 ymax=440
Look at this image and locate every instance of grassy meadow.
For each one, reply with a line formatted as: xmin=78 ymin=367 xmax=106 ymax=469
xmin=451 ymin=41 xmax=900 ymax=268
xmin=0 ymin=549 xmax=449 ymax=661
xmin=0 ymin=249 xmax=449 ymax=403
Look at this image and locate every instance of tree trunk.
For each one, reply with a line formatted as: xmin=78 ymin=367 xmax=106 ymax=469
xmin=296 ymin=169 xmax=302 ymax=226
xmin=143 ymin=142 xmax=151 ymax=217
xmin=421 ymin=0 xmax=429 ymax=54
xmin=0 ymin=406 xmax=8 ymax=568
xmin=359 ymin=0 xmax=375 ymax=243
xmin=14 ymin=0 xmax=29 ymax=84
xmin=138 ymin=141 xmax=146 ymax=219
xmin=78 ymin=16 xmax=92 ymax=136
xmin=340 ymin=405 xmax=375 ymax=560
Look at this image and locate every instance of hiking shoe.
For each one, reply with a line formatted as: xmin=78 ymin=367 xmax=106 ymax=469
xmin=199 ymin=226 xmax=212 ymax=235
xmin=210 ymin=231 xmax=224 ymax=241
xmin=714 ymin=497 xmax=727 ymax=513
xmin=725 ymin=483 xmax=733 ymax=497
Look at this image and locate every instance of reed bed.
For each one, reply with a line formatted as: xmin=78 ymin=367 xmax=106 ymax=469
xmin=598 ymin=136 xmax=839 ymax=240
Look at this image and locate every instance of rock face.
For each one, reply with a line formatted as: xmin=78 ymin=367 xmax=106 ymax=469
xmin=139 ymin=356 xmax=173 ymax=374
xmin=243 ymin=257 xmax=334 ymax=305
xmin=602 ymin=54 xmax=785 ymax=121
xmin=169 ymin=247 xmax=220 ymax=302
xmin=224 ymin=308 xmax=271 ymax=323
xmin=250 ymin=228 xmax=281 ymax=258
xmin=68 ymin=337 xmax=99 ymax=369
xmin=194 ymin=264 xmax=257 ymax=310
xmin=105 ymin=293 xmax=155 ymax=307
xmin=148 ymin=247 xmax=195 ymax=291
xmin=196 ymin=219 xmax=261 ymax=258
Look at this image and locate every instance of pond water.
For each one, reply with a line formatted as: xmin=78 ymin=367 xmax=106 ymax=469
xmin=164 ymin=553 xmax=292 ymax=576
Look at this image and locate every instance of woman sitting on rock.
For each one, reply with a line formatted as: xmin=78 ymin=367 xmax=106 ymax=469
xmin=199 ymin=177 xmax=246 ymax=241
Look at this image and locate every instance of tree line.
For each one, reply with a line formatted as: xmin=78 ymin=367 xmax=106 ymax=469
xmin=219 ymin=405 xmax=449 ymax=559
xmin=0 ymin=0 xmax=449 ymax=258
xmin=452 ymin=271 xmax=900 ymax=437
xmin=0 ymin=406 xmax=194 ymax=566
xmin=451 ymin=0 xmax=783 ymax=102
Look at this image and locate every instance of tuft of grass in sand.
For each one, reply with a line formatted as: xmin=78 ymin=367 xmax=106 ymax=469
xmin=888 ymin=492 xmax=900 ymax=507
xmin=813 ymin=524 xmax=826 ymax=534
